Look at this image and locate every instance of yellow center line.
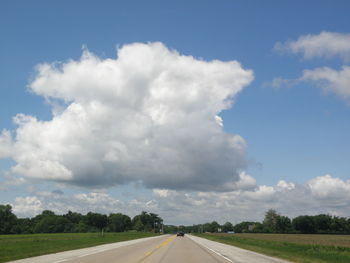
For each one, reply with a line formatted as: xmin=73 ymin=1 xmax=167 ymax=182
xmin=137 ymin=235 xmax=176 ymax=262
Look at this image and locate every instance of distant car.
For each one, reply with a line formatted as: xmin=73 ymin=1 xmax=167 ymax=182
xmin=177 ymin=231 xmax=185 ymax=236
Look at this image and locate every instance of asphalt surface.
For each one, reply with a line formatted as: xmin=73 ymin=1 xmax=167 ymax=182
xmin=9 ymin=234 xmax=291 ymax=263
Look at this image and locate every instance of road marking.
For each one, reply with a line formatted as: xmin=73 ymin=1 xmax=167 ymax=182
xmin=200 ymin=244 xmax=234 ymax=263
xmin=137 ymin=235 xmax=176 ymax=262
xmin=78 ymin=253 xmax=94 ymax=258
xmin=53 ymin=248 xmax=111 ymax=262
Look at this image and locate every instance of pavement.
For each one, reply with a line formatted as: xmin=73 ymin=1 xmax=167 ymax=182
xmin=8 ymin=234 xmax=291 ymax=263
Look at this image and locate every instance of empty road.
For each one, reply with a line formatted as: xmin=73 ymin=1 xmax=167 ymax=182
xmin=10 ymin=234 xmax=290 ymax=263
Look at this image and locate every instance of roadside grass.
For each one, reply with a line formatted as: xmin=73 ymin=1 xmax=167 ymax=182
xmin=197 ymin=233 xmax=350 ymax=263
xmin=232 ymin=233 xmax=350 ymax=248
xmin=0 ymin=232 xmax=158 ymax=263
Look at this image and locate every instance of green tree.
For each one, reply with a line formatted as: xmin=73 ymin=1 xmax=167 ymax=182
xmin=275 ymin=215 xmax=292 ymax=233
xmin=163 ymin=225 xmax=177 ymax=234
xmin=233 ymin=221 xmax=259 ymax=233
xmin=133 ymin=218 xmax=144 ymax=231
xmin=34 ymin=215 xmax=71 ymax=233
xmin=12 ymin=218 xmax=33 ymax=234
xmin=313 ymin=214 xmax=332 ymax=233
xmin=203 ymin=221 xmax=220 ymax=233
xmin=149 ymin=213 xmax=162 ymax=232
xmin=0 ymin=204 xmax=17 ymax=234
xmin=108 ymin=213 xmax=132 ymax=232
xmin=222 ymin=222 xmax=234 ymax=232
xmin=134 ymin=211 xmax=151 ymax=231
xmin=292 ymin=216 xmax=316 ymax=234
xmin=86 ymin=212 xmax=108 ymax=232
xmin=263 ymin=209 xmax=279 ymax=232
xmin=64 ymin=211 xmax=83 ymax=224
xmin=75 ymin=221 xmax=89 ymax=232
xmin=330 ymin=216 xmax=348 ymax=233
xmin=132 ymin=211 xmax=163 ymax=232
xmin=32 ymin=210 xmax=55 ymax=225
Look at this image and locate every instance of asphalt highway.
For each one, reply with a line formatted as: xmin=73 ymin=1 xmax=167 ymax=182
xmin=55 ymin=235 xmax=228 ymax=263
xmin=9 ymin=234 xmax=290 ymax=263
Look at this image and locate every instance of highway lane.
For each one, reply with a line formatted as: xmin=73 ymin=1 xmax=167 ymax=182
xmin=57 ymin=234 xmax=228 ymax=263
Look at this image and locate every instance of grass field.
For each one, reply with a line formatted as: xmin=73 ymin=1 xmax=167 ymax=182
xmin=0 ymin=232 xmax=158 ymax=263
xmin=197 ymin=233 xmax=350 ymax=263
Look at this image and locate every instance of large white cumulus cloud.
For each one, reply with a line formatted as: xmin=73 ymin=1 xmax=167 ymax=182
xmin=3 ymin=42 xmax=254 ymax=191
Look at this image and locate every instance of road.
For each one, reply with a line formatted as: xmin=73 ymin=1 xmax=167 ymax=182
xmin=9 ymin=234 xmax=290 ymax=263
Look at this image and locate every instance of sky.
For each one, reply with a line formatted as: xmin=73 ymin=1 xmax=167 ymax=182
xmin=0 ymin=0 xmax=350 ymax=225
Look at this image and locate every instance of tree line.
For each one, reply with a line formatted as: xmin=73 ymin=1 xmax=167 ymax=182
xmin=164 ymin=209 xmax=350 ymax=235
xmin=2 ymin=204 xmax=350 ymax=235
xmin=0 ymin=204 xmax=163 ymax=234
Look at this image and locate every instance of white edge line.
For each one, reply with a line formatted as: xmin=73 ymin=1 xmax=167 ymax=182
xmin=77 ymin=252 xmax=98 ymax=258
xmin=201 ymin=244 xmax=233 ymax=263
xmin=187 ymin=235 xmax=233 ymax=263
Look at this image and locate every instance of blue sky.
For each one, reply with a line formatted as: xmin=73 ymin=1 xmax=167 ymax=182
xmin=1 ymin=0 xmax=350 ymax=224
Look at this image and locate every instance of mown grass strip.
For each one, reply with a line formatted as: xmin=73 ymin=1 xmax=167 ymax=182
xmin=197 ymin=233 xmax=350 ymax=263
xmin=0 ymin=232 xmax=158 ymax=263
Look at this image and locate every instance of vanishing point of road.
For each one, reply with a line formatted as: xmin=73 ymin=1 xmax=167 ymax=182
xmin=9 ymin=234 xmax=290 ymax=263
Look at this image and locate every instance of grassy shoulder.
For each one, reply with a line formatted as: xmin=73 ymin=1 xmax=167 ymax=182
xmin=196 ymin=233 xmax=350 ymax=263
xmin=0 ymin=232 xmax=158 ymax=263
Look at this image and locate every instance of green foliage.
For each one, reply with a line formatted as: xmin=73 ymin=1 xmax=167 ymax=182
xmin=0 ymin=205 xmax=17 ymax=234
xmin=11 ymin=218 xmax=33 ymax=234
xmin=202 ymin=221 xmax=220 ymax=232
xmin=34 ymin=216 xmax=71 ymax=233
xmin=222 ymin=222 xmax=234 ymax=232
xmin=2 ymin=203 xmax=350 ymax=237
xmin=133 ymin=219 xmax=144 ymax=231
xmin=331 ymin=216 xmax=350 ymax=233
xmin=163 ymin=225 xmax=178 ymax=234
xmin=293 ymin=215 xmax=316 ymax=234
xmin=132 ymin=211 xmax=162 ymax=232
xmin=86 ymin=212 xmax=108 ymax=231
xmin=63 ymin=211 xmax=83 ymax=224
xmin=0 ymin=203 xmax=163 ymax=235
xmin=173 ymin=209 xmax=350 ymax=235
xmin=275 ymin=215 xmax=292 ymax=233
xmin=108 ymin=213 xmax=132 ymax=232
xmin=74 ymin=221 xmax=89 ymax=232
xmin=233 ymin=221 xmax=261 ymax=233
xmin=263 ymin=209 xmax=279 ymax=232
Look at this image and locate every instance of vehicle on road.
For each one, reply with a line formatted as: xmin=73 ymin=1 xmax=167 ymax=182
xmin=177 ymin=231 xmax=185 ymax=236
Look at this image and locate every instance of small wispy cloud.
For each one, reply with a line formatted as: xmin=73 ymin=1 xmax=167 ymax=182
xmin=301 ymin=66 xmax=350 ymax=102
xmin=274 ymin=31 xmax=350 ymax=61
xmin=265 ymin=77 xmax=299 ymax=90
xmin=272 ymin=32 xmax=350 ymax=103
